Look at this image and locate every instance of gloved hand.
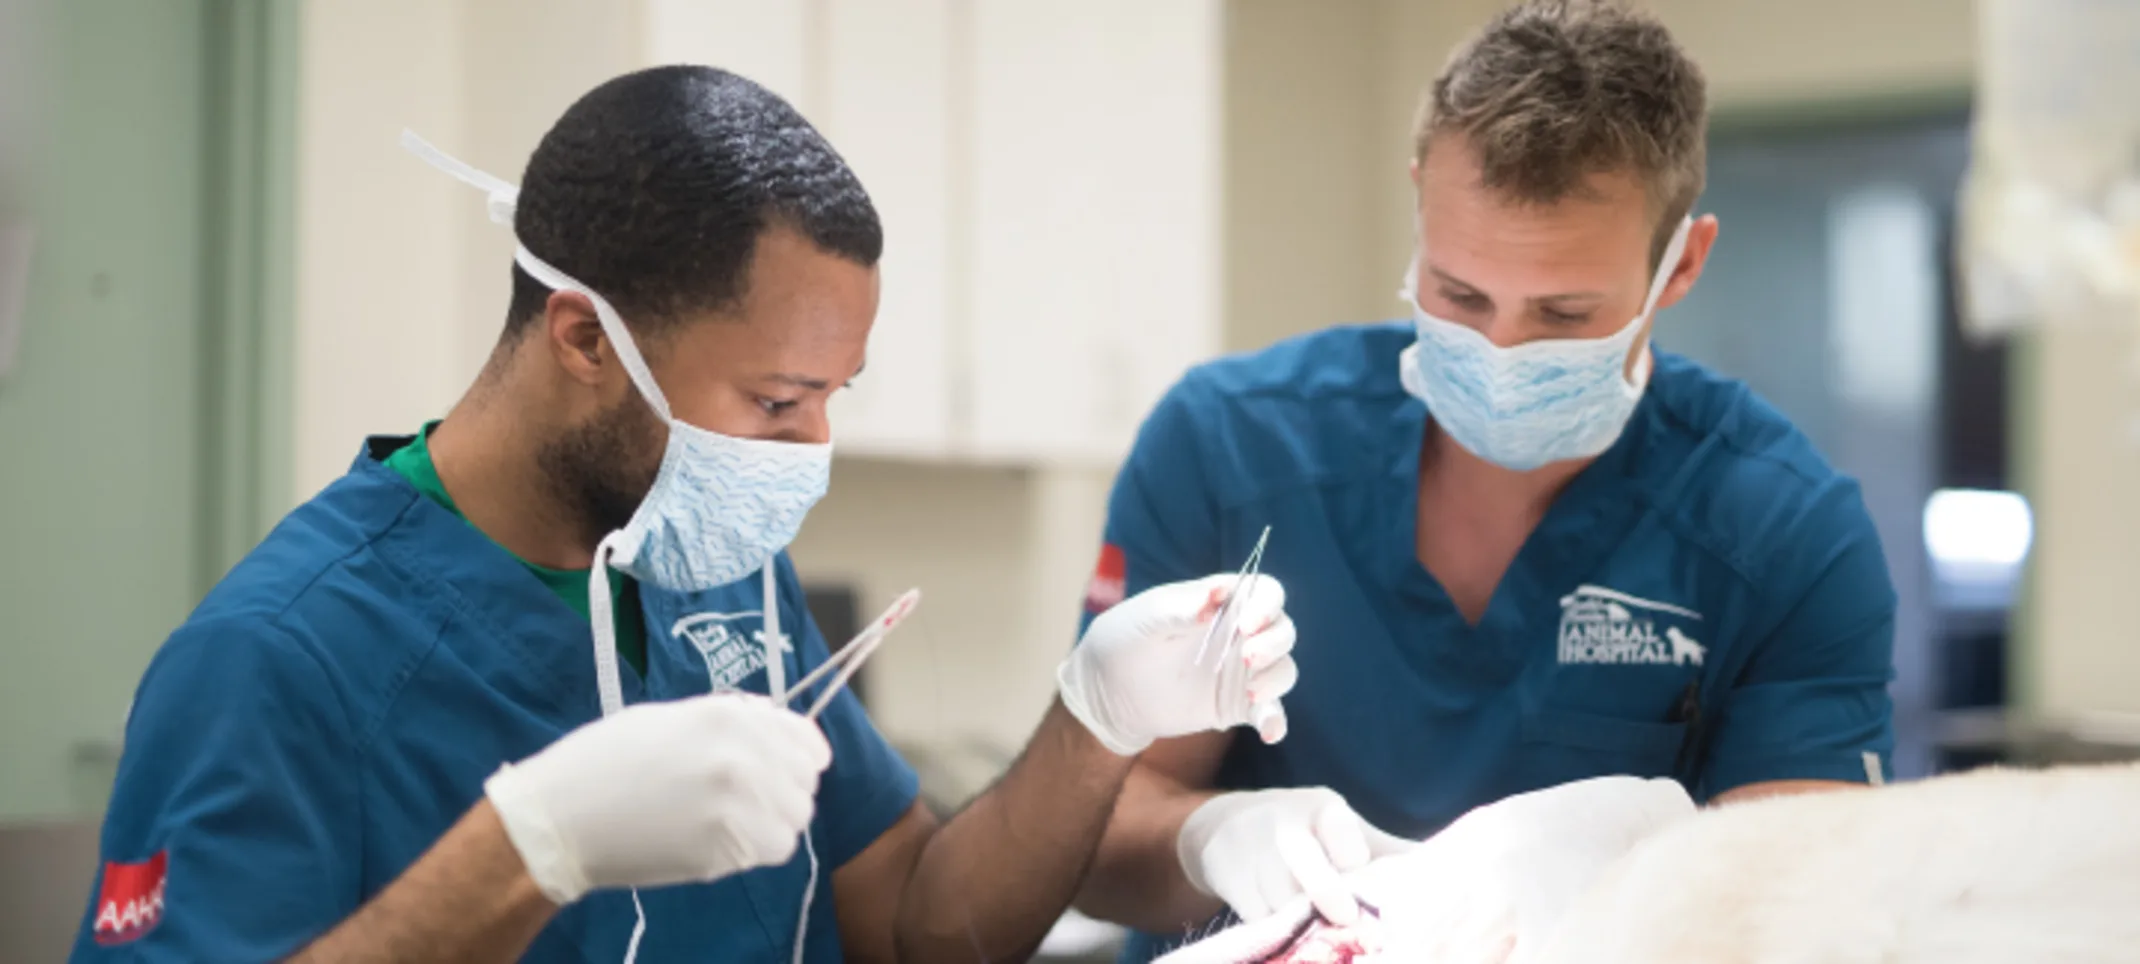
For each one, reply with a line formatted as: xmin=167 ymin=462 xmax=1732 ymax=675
xmin=1177 ymin=786 xmax=1415 ymax=927
xmin=482 ymin=691 xmax=831 ymax=905
xmin=1058 ymin=573 xmax=1299 ymax=756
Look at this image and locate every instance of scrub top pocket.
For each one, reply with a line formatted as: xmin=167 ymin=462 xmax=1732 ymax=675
xmin=1518 ymin=708 xmax=1689 ymax=783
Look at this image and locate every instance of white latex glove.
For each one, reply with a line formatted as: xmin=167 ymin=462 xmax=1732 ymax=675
xmin=1177 ymin=786 xmax=1416 ymax=927
xmin=1058 ymin=572 xmax=1299 ymax=756
xmin=482 ymin=691 xmax=831 ymax=905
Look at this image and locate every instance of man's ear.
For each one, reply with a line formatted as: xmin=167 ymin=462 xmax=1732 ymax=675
xmin=1653 ymin=214 xmax=1719 ymax=313
xmin=543 ymin=289 xmax=607 ymax=385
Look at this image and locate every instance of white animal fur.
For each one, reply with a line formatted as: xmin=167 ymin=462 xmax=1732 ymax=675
xmin=1534 ymin=762 xmax=2140 ymax=964
xmin=1158 ymin=762 xmax=2140 ymax=964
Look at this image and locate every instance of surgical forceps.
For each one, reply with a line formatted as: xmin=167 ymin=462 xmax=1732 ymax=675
xmin=1196 ymin=525 xmax=1272 ymax=671
xmin=786 ymin=588 xmax=920 ymax=720
xmin=1197 ymin=526 xmax=1288 ymax=740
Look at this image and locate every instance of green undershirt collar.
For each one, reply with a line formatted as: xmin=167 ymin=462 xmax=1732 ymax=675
xmin=381 ymin=422 xmax=647 ymax=677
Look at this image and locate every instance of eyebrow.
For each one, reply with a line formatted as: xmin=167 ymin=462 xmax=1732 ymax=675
xmin=765 ymin=360 xmax=865 ymax=391
xmin=1427 ymin=266 xmax=1606 ymax=305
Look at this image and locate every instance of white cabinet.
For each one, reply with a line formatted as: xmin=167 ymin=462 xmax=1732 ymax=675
xmin=639 ymin=0 xmax=1225 ymax=466
xmin=965 ymin=0 xmax=1224 ymax=465
xmin=819 ymin=0 xmax=958 ymax=460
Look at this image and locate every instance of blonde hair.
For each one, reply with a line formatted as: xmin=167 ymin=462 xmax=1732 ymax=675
xmin=1416 ymin=0 xmax=1707 ymax=259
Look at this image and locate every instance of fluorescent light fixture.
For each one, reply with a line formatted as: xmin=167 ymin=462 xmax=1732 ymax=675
xmin=1924 ymin=488 xmax=2034 ymax=568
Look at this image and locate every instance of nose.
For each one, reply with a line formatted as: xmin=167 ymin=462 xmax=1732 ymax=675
xmin=1480 ymin=313 xmax=1529 ymax=350
xmin=789 ymin=406 xmax=832 ymax=446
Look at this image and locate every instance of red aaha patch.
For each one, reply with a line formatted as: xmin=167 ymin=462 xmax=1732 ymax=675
xmin=1084 ymin=543 xmax=1127 ymax=613
xmin=93 ymin=850 xmax=167 ymax=946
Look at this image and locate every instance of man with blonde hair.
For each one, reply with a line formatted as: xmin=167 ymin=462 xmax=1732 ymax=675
xmin=1074 ymin=3 xmax=1896 ymax=959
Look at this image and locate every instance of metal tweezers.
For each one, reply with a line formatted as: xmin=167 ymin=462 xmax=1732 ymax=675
xmin=785 ymin=588 xmax=920 ymax=719
xmin=1195 ymin=525 xmax=1272 ymax=669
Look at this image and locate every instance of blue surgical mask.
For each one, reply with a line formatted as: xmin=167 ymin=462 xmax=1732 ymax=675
xmin=511 ymin=240 xmax=832 ymax=599
xmin=1398 ymin=217 xmax=1693 ymax=472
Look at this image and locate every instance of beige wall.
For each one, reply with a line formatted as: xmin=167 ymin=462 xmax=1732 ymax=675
xmin=292 ymin=0 xmax=467 ymax=499
xmin=2023 ymin=326 xmax=2140 ymax=716
xmin=453 ymin=0 xmax=646 ymax=379
xmin=1221 ymin=1 xmax=1390 ymax=354
xmin=293 ymin=0 xmax=643 ymax=503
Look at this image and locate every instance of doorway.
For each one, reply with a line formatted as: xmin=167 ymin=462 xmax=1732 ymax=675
xmin=0 ymin=0 xmax=296 ymax=822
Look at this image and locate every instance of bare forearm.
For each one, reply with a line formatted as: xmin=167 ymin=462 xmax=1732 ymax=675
xmin=1075 ymin=765 xmax=1223 ymax=931
xmin=894 ymin=698 xmax=1135 ymax=964
xmin=290 ymin=801 xmax=556 ymax=964
xmin=1712 ymin=779 xmax=1863 ymax=806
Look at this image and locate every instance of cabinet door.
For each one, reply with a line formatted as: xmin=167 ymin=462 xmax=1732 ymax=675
xmin=820 ymin=0 xmax=955 ymax=458
xmin=965 ymin=0 xmax=1224 ymax=465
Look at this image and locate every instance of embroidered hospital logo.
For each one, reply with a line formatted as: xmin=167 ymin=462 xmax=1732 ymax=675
xmin=673 ymin=611 xmax=792 ymax=692
xmin=1556 ymin=585 xmax=1705 ymax=666
xmin=93 ymin=850 xmax=166 ymax=946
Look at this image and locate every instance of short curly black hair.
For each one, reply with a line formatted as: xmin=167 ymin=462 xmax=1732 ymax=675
xmin=504 ymin=65 xmax=882 ymax=338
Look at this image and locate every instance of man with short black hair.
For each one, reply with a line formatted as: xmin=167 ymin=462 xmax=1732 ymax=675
xmin=1073 ymin=2 xmax=1898 ymax=959
xmin=72 ymin=66 xmax=1301 ymax=964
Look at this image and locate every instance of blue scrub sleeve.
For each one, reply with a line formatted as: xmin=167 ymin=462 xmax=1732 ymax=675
xmin=776 ymin=557 xmax=922 ymax=870
xmin=1702 ymin=482 xmax=1898 ymax=797
xmin=72 ymin=616 xmax=362 ymax=962
xmin=1077 ymin=375 xmax=1223 ymax=637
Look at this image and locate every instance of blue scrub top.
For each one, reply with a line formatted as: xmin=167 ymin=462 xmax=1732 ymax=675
xmin=1087 ymin=323 xmax=1897 ymax=962
xmin=73 ymin=437 xmax=920 ymax=963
